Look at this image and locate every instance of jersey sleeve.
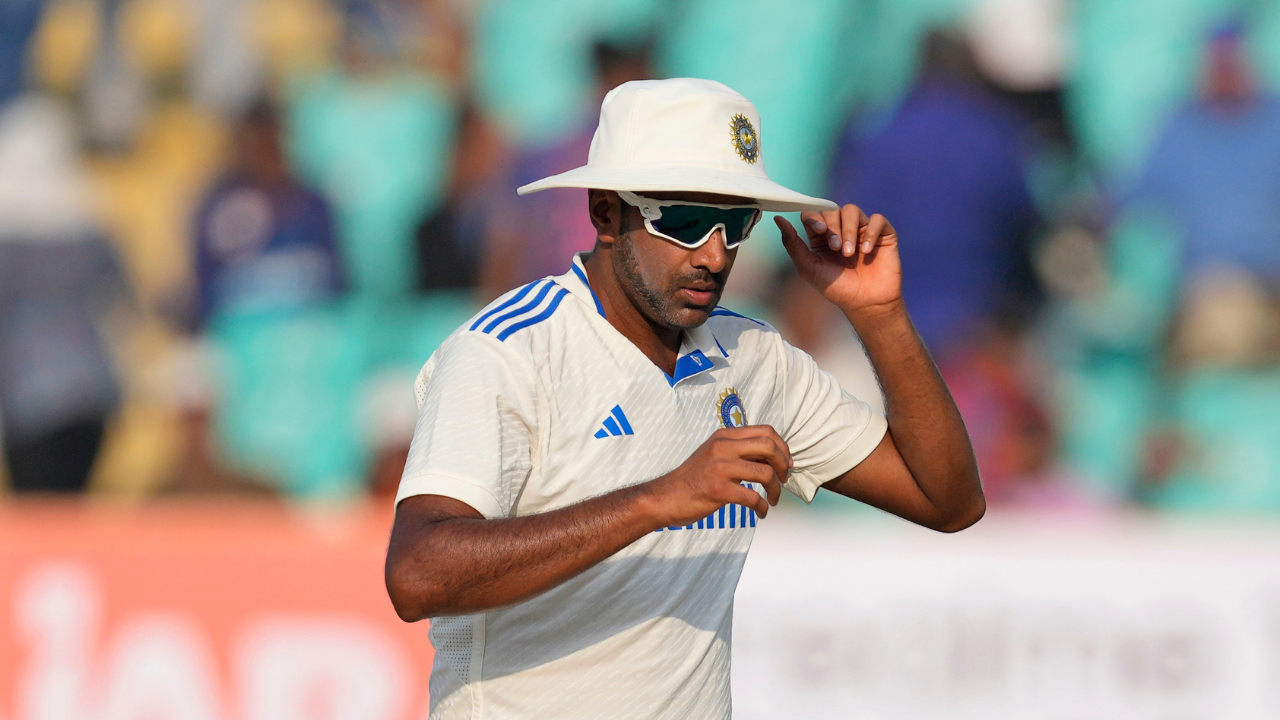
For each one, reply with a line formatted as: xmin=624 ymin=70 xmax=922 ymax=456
xmin=776 ymin=336 xmax=887 ymax=503
xmin=395 ymin=331 xmax=539 ymax=518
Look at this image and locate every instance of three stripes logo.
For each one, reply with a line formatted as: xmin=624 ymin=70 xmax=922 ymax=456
xmin=469 ymin=279 xmax=570 ymax=342
xmin=593 ymin=405 xmax=634 ymax=439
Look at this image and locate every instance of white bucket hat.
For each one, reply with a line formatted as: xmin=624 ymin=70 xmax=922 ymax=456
xmin=517 ymin=78 xmax=838 ymax=213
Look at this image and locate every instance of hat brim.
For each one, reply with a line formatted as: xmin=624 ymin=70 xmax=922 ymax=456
xmin=516 ymin=166 xmax=838 ymax=213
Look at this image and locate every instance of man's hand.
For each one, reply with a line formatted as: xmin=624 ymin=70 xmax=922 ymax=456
xmin=775 ymin=205 xmax=902 ymax=316
xmin=643 ymin=426 xmax=791 ymax=526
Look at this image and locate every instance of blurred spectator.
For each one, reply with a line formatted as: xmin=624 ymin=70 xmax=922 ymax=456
xmin=286 ymin=1 xmax=455 ymax=298
xmin=1131 ymin=20 xmax=1280 ymax=285
xmin=829 ymin=29 xmax=1041 ymax=360
xmin=414 ymin=101 xmax=508 ymax=291
xmin=828 ymin=29 xmax=1078 ymax=506
xmin=479 ymin=37 xmax=653 ymax=299
xmin=1125 ymin=20 xmax=1280 ymax=511
xmin=0 ymin=97 xmax=130 ymax=493
xmin=192 ymin=100 xmax=345 ymax=328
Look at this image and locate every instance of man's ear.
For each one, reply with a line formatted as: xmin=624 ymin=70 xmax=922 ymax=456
xmin=588 ymin=189 xmax=622 ymax=247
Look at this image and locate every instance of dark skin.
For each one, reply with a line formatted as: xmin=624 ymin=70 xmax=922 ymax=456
xmin=385 ymin=190 xmax=983 ymax=621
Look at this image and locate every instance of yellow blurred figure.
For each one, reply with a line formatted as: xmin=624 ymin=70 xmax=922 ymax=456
xmin=29 ymin=0 xmax=100 ymax=93
xmin=254 ymin=0 xmax=342 ymax=80
xmin=119 ymin=0 xmax=195 ymax=82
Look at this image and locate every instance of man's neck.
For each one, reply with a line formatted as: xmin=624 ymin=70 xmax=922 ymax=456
xmin=582 ymin=252 xmax=682 ymax=377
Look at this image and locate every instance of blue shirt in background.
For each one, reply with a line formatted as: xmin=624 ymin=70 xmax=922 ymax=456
xmin=193 ymin=174 xmax=345 ymax=326
xmin=829 ymin=79 xmax=1038 ymax=356
xmin=1132 ymin=97 xmax=1280 ymax=284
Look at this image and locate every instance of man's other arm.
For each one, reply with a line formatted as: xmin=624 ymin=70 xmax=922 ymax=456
xmin=385 ymin=426 xmax=790 ymax=621
xmin=822 ymin=300 xmax=984 ymax=532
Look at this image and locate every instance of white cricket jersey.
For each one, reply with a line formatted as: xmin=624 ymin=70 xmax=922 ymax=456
xmin=397 ymin=253 xmax=887 ymax=720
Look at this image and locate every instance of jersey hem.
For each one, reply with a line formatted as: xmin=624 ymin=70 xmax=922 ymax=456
xmin=395 ymin=472 xmax=506 ymax=518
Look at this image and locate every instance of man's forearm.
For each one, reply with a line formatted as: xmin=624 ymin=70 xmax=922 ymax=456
xmin=845 ymin=300 xmax=983 ymax=521
xmin=387 ymin=484 xmax=662 ymax=620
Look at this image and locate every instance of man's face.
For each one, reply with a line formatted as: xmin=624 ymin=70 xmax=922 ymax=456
xmin=610 ymin=191 xmax=753 ymax=331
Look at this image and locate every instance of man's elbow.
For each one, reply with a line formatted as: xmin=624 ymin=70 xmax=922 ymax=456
xmin=932 ymin=493 xmax=985 ymax=534
xmin=385 ymin=559 xmax=443 ymax=622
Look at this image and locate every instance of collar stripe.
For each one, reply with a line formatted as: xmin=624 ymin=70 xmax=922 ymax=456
xmin=570 ymin=263 xmax=606 ymax=318
xmin=710 ymin=306 xmax=765 ymax=326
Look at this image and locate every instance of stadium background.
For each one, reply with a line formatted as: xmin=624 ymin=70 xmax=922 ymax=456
xmin=3 ymin=0 xmax=1280 ymax=717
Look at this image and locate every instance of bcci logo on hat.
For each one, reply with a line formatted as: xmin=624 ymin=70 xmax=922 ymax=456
xmin=718 ymin=388 xmax=747 ymax=428
xmin=729 ymin=114 xmax=759 ymax=164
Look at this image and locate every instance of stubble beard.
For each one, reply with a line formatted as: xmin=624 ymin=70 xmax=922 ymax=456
xmin=613 ymin=231 xmax=723 ymax=331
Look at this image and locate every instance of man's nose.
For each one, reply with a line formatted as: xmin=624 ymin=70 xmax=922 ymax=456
xmin=690 ymin=227 xmax=728 ymax=273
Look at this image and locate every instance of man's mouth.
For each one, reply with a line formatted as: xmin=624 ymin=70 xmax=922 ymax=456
xmin=679 ymin=285 xmax=720 ymax=306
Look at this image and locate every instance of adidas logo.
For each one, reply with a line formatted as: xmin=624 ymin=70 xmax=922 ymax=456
xmin=593 ymin=405 xmax=635 ymax=438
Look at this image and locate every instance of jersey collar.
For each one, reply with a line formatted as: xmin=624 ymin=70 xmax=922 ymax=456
xmin=559 ymin=253 xmax=727 ymax=387
xmin=563 ymin=253 xmax=607 ymax=318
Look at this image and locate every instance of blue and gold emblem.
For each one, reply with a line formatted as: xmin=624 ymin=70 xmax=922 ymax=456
xmin=729 ymin=114 xmax=759 ymax=164
xmin=717 ymin=388 xmax=747 ymax=428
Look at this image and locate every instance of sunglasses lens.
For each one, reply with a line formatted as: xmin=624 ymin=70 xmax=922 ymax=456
xmin=650 ymin=205 xmax=761 ymax=248
xmin=724 ymin=207 xmax=761 ymax=247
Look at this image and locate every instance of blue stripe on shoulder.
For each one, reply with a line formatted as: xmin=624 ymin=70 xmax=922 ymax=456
xmin=497 ymin=287 xmax=570 ymax=341
xmin=470 ymin=281 xmax=541 ymax=331
xmin=481 ymin=281 xmax=553 ymax=334
xmin=710 ymin=306 xmax=766 ymax=326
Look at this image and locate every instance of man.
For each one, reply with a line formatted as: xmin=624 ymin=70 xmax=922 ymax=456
xmin=385 ymin=79 xmax=983 ymax=719
xmin=0 ymin=96 xmax=128 ymax=493
xmin=1131 ymin=18 xmax=1280 ymax=283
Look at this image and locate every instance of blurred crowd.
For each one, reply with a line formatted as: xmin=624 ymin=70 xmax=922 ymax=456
xmin=3 ymin=0 xmax=1280 ymax=513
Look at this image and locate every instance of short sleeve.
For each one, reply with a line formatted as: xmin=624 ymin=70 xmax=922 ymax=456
xmin=395 ymin=332 xmax=538 ymax=518
xmin=776 ymin=337 xmax=887 ymax=503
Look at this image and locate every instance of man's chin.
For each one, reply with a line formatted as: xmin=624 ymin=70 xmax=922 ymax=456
xmin=665 ymin=300 xmax=719 ymax=329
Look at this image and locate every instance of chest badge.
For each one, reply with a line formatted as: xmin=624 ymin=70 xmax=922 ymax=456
xmin=717 ymin=388 xmax=747 ymax=428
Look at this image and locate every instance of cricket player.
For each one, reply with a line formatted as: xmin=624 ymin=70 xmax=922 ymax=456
xmin=385 ymin=78 xmax=984 ymax=719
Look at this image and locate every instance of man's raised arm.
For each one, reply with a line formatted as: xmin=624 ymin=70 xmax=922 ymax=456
xmin=776 ymin=208 xmax=984 ymax=533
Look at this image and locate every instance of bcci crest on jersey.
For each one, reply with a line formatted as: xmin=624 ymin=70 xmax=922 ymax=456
xmin=718 ymin=388 xmax=746 ymax=428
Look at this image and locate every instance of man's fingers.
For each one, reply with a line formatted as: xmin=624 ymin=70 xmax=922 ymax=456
xmin=737 ymin=439 xmax=791 ymax=486
xmin=717 ymin=436 xmax=790 ymax=483
xmin=728 ymin=482 xmax=771 ymax=517
xmin=745 ymin=464 xmax=783 ymax=507
xmin=821 ymin=209 xmax=842 ymax=251
xmin=799 ymin=211 xmax=827 ymax=239
xmin=860 ymin=213 xmax=894 ymax=256
xmin=714 ymin=425 xmax=793 ymax=471
xmin=839 ymin=204 xmax=869 ymax=258
xmin=801 ymin=212 xmax=838 ymax=251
